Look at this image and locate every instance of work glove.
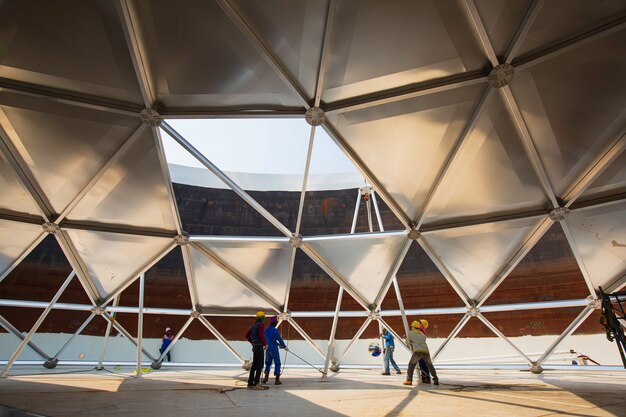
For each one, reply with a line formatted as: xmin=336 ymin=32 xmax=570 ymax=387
xmin=263 ymin=345 xmax=268 ymax=351
xmin=284 ymin=347 xmax=289 ymax=352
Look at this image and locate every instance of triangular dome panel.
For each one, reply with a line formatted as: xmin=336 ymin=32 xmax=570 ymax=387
xmin=0 ymin=151 xmax=40 ymax=216
xmin=189 ymin=244 xmax=277 ymax=313
xmin=0 ymin=219 xmax=43 ymax=281
xmin=564 ymin=202 xmax=626 ymax=291
xmin=381 ymin=241 xmax=467 ymax=310
xmin=422 ymin=217 xmax=545 ymax=301
xmin=67 ymin=126 xmax=178 ymax=231
xmin=484 ymin=222 xmax=591 ymax=306
xmin=510 ymin=30 xmax=626 ymax=197
xmin=64 ymin=229 xmax=173 ymax=302
xmin=128 ymin=0 xmax=306 ymax=109
xmin=424 ymin=91 xmax=548 ymax=224
xmin=288 ymin=249 xmax=340 ymax=311
xmin=195 ymin=237 xmax=292 ymax=308
xmin=327 ymin=84 xmax=484 ymax=223
xmin=580 ymin=150 xmax=626 ymax=203
xmin=304 ymin=232 xmax=408 ymax=306
xmin=1 ymin=99 xmax=140 ymax=215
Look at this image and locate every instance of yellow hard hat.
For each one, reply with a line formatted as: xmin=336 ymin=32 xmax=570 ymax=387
xmin=256 ymin=311 xmax=266 ymax=318
xmin=411 ymin=320 xmax=420 ymax=328
xmin=419 ymin=319 xmax=429 ymax=329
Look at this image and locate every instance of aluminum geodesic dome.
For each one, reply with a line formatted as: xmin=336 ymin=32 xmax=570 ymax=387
xmin=0 ymin=0 xmax=625 ymax=376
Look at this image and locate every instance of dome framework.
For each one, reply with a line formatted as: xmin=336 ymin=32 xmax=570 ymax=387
xmin=0 ymin=0 xmax=625 ymax=377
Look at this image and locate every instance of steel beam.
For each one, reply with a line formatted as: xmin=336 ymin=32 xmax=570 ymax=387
xmin=416 ymin=87 xmax=492 ymax=228
xmin=162 ymin=108 xmax=305 ymax=119
xmin=371 ymin=191 xmax=384 ymax=232
xmin=322 ymin=287 xmax=343 ymax=379
xmin=0 ymin=315 xmax=50 ymax=361
xmin=350 ymin=191 xmax=362 ymax=234
xmin=161 ymin=121 xmax=292 ymax=237
xmin=156 ymin=316 xmax=195 ymax=364
xmin=419 ymin=208 xmax=548 ymax=235
xmin=295 ymin=126 xmax=317 ymax=235
xmin=514 ymin=16 xmax=626 ymax=71
xmin=535 ymin=305 xmax=595 ymax=366
xmin=181 ymin=244 xmax=200 ymax=309
xmin=418 ymin=238 xmax=471 ymax=307
xmin=462 ymin=0 xmax=499 ymax=67
xmin=559 ymin=220 xmax=600 ymax=298
xmin=197 ymin=315 xmax=246 ymax=363
xmin=117 ymin=0 xmax=155 ymax=107
xmin=314 ymin=0 xmax=335 ymax=107
xmin=303 ymin=231 xmax=406 ymax=243
xmin=500 ymin=86 xmax=559 ymax=208
xmin=322 ymin=122 xmax=412 ymax=229
xmin=283 ymin=247 xmax=297 ymax=312
xmin=393 ymin=277 xmax=411 ymax=338
xmin=563 ymin=130 xmax=626 ymax=207
xmin=101 ymin=311 xmax=157 ymax=362
xmin=0 ymin=231 xmax=46 ymax=284
xmin=56 ymin=124 xmax=147 ymax=222
xmin=151 ymin=127 xmax=184 ymax=235
xmin=1 ymin=271 xmax=75 ymax=377
xmin=338 ymin=317 xmax=372 ymax=362
xmin=324 ymin=73 xmax=488 ymax=116
xmin=0 ymin=298 xmax=591 ymax=317
xmin=605 ymin=272 xmax=626 ymax=294
xmin=135 ymin=274 xmax=145 ymax=377
xmin=215 ymin=0 xmax=310 ymax=108
xmin=374 ymin=239 xmax=412 ymax=309
xmin=192 ymin=242 xmax=282 ymax=312
xmin=51 ymin=313 xmax=96 ymax=362
xmin=60 ymin=220 xmax=176 ymax=239
xmin=432 ymin=313 xmax=471 ymax=361
xmin=299 ymin=242 xmax=371 ymax=310
xmin=503 ymin=0 xmax=545 ymax=64
xmin=477 ymin=313 xmax=533 ymax=365
xmin=97 ymin=296 xmax=119 ymax=370
xmin=476 ymin=216 xmax=554 ymax=307
xmin=287 ymin=318 xmax=326 ymax=360
xmin=0 ymin=79 xmax=141 ymax=117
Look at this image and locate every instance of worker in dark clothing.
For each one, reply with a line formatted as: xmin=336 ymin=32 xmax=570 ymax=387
xmin=262 ymin=316 xmax=288 ymax=385
xmin=245 ymin=311 xmax=268 ymax=389
xmin=159 ymin=327 xmax=173 ymax=362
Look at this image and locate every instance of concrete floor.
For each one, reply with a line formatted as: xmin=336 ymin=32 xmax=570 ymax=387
xmin=0 ymin=367 xmax=624 ymax=417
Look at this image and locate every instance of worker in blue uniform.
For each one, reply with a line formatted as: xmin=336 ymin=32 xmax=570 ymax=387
xmin=262 ymin=315 xmax=289 ymax=385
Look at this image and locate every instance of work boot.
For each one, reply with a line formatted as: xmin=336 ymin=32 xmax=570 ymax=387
xmin=433 ymin=378 xmax=439 ymax=386
xmin=275 ymin=375 xmax=282 ymax=385
xmin=396 ymin=370 xmax=402 ymax=375
xmin=402 ymin=380 xmax=412 ymax=386
xmin=262 ymin=372 xmax=269 ymax=384
xmin=252 ymin=384 xmax=266 ymax=390
xmin=381 ymin=371 xmax=391 ymax=375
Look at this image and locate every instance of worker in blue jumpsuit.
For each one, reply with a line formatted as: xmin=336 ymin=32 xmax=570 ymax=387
xmin=262 ymin=316 xmax=288 ymax=385
xmin=380 ymin=328 xmax=402 ymax=375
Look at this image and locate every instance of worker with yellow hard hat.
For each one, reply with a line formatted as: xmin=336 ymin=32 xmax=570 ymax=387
xmin=403 ymin=318 xmax=439 ymax=386
xmin=245 ymin=311 xmax=268 ymax=389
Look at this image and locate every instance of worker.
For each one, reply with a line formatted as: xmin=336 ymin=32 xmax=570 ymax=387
xmin=403 ymin=319 xmax=439 ymax=386
xmin=380 ymin=328 xmax=401 ymax=375
xmin=245 ymin=311 xmax=268 ymax=389
xmin=159 ymin=327 xmax=173 ymax=362
xmin=262 ymin=316 xmax=289 ymax=385
xmin=417 ymin=319 xmax=431 ymax=383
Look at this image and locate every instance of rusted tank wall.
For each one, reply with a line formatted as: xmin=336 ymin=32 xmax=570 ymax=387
xmin=0 ymin=184 xmax=601 ymax=340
